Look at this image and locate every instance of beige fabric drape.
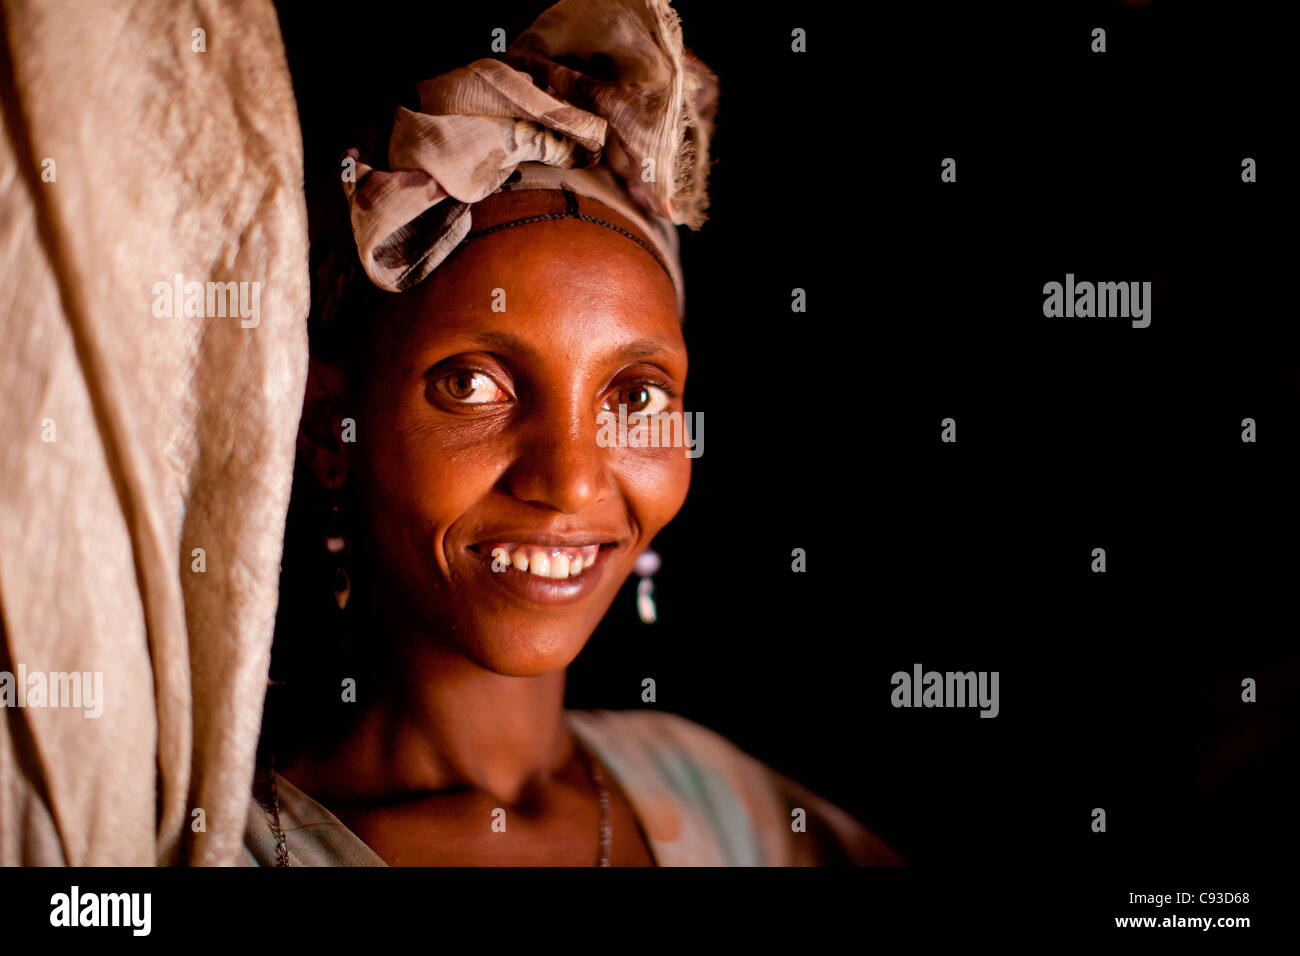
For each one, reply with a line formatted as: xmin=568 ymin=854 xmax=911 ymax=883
xmin=0 ymin=0 xmax=308 ymax=864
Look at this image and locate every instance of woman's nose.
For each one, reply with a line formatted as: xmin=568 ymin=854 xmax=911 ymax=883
xmin=504 ymin=403 xmax=612 ymax=514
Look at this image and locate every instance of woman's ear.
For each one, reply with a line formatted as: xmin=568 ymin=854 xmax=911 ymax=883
xmin=298 ymin=355 xmax=353 ymax=490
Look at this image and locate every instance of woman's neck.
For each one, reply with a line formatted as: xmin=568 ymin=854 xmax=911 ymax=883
xmin=277 ymin=623 xmax=575 ymax=808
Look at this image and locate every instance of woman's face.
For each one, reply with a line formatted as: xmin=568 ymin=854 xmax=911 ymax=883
xmin=349 ymin=192 xmax=689 ymax=676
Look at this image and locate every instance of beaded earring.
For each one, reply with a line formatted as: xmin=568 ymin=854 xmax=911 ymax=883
xmin=634 ymin=548 xmax=661 ymax=624
xmin=325 ymin=489 xmax=350 ymax=610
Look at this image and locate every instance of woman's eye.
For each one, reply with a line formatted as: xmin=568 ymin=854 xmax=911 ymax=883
xmin=433 ymin=369 xmax=510 ymax=405
xmin=608 ymin=383 xmax=670 ymax=415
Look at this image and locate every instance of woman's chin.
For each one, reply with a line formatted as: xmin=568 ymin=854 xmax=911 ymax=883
xmin=449 ymin=616 xmax=603 ymax=678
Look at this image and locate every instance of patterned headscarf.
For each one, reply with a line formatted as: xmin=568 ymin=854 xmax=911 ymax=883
xmin=342 ymin=0 xmax=718 ymax=314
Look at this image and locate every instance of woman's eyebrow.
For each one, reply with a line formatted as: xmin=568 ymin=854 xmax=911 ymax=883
xmin=452 ymin=331 xmax=679 ymax=362
xmin=610 ymin=337 xmax=679 ymax=361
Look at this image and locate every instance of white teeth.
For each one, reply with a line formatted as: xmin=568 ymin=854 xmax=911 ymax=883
xmin=484 ymin=543 xmax=603 ymax=579
xmin=549 ymin=553 xmax=570 ymax=579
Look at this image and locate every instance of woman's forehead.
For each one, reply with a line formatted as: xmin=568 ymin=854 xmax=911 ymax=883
xmin=371 ymin=202 xmax=683 ymax=365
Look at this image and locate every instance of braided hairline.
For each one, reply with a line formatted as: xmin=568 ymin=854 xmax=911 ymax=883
xmin=459 ymin=188 xmax=675 ymax=286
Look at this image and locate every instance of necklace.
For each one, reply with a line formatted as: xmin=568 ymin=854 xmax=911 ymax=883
xmin=571 ymin=734 xmax=613 ymax=867
xmin=264 ymin=739 xmax=613 ymax=867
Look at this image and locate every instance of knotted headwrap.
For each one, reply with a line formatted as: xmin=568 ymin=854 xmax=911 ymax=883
xmin=342 ymin=0 xmax=718 ymax=314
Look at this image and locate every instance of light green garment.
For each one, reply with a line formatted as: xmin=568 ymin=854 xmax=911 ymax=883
xmin=242 ymin=709 xmax=900 ymax=867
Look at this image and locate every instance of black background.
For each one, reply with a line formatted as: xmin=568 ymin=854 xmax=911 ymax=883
xmin=273 ymin=0 xmax=1297 ymax=873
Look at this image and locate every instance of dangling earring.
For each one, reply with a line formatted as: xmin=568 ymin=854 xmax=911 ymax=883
xmin=325 ymin=488 xmax=350 ymax=610
xmin=634 ymin=549 xmax=660 ymax=624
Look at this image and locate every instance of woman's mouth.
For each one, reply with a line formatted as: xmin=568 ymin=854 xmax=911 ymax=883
xmin=462 ymin=540 xmax=620 ymax=606
xmin=481 ymin=542 xmax=602 ymax=579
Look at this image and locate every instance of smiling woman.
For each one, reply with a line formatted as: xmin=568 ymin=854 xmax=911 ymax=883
xmin=331 ymin=186 xmax=689 ymax=677
xmin=243 ymin=0 xmax=899 ymax=867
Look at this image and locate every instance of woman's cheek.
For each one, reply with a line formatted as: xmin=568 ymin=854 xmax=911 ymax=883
xmin=398 ymin=439 xmax=506 ymax=531
xmin=361 ymin=411 xmax=491 ymax=557
xmin=382 ymin=396 xmax=508 ymax=493
xmin=614 ymin=445 xmax=691 ymax=526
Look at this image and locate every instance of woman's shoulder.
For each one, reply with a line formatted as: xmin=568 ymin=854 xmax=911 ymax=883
xmin=564 ymin=708 xmax=902 ymax=866
xmin=241 ymin=767 xmax=387 ymax=867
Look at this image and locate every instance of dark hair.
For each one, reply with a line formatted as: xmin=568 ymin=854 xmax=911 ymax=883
xmin=303 ymin=125 xmax=395 ymax=373
xmin=256 ymin=123 xmax=399 ymax=771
